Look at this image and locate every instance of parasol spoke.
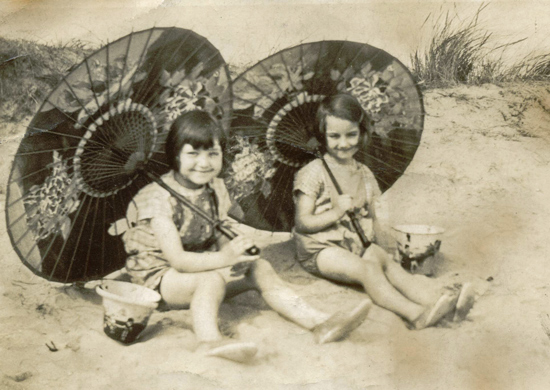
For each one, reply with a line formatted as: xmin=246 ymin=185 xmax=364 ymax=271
xmin=235 ymin=76 xmax=283 ymax=108
xmin=81 ymin=196 xmax=101 ymax=278
xmin=132 ymin=29 xmax=221 ymax=111
xmin=6 ymin=155 xmax=82 ymax=205
xmin=42 ymin=95 xmax=118 ymax=148
xmin=24 ymin=125 xmax=105 ymax=148
xmin=83 ymin=57 xmax=108 ymax=122
xmin=15 ymin=146 xmax=82 ymax=156
xmin=100 ymin=37 xmax=131 ymax=144
xmin=227 ymin=40 xmax=423 ymax=232
xmin=145 ymin=156 xmax=170 ymax=168
xmin=63 ymin=194 xmax=95 ymax=283
xmin=140 ymin=48 xmax=225 ymax=113
xmin=257 ymin=60 xmax=289 ymax=98
xmin=45 ymin=193 xmax=88 ymax=281
xmin=7 ymin=27 xmax=233 ymax=282
xmin=355 ymin=142 xmax=419 ymax=163
xmin=60 ymin=77 xmax=97 ymax=120
xmin=100 ymin=198 xmax=107 ymax=275
xmin=130 ymin=27 xmax=183 ymax=102
xmin=313 ymin=41 xmax=349 ymax=95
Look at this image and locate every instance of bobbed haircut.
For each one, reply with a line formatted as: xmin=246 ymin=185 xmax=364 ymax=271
xmin=165 ymin=110 xmax=227 ymax=171
xmin=315 ymin=94 xmax=371 ymax=149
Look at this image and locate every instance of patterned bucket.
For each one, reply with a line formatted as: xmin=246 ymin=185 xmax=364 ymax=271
xmin=96 ymin=280 xmax=161 ymax=344
xmin=392 ymin=224 xmax=445 ymax=276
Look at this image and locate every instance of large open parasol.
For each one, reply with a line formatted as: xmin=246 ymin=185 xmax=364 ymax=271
xmin=225 ymin=40 xmax=424 ymax=232
xmin=6 ymin=27 xmax=233 ymax=283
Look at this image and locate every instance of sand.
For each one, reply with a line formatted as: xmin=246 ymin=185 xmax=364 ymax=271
xmin=2 ymin=82 xmax=550 ymax=389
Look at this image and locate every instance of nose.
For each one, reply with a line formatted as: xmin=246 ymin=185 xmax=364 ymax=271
xmin=338 ymin=137 xmax=350 ymax=148
xmin=196 ymin=153 xmax=210 ymax=167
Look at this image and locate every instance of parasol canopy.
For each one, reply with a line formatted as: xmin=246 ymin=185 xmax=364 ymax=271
xmin=225 ymin=40 xmax=424 ymax=232
xmin=6 ymin=27 xmax=232 ymax=283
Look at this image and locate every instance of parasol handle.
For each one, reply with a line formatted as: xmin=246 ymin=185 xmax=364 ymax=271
xmin=140 ymin=170 xmax=260 ymax=256
xmin=319 ymin=157 xmax=371 ymax=249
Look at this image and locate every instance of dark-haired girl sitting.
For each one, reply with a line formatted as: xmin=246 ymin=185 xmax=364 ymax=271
xmin=118 ymin=110 xmax=372 ymax=363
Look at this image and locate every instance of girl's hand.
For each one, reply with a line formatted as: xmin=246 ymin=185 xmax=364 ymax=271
xmin=333 ymin=194 xmax=354 ymax=218
xmin=221 ymin=236 xmax=260 ymax=266
xmin=230 ymin=261 xmax=255 ymax=277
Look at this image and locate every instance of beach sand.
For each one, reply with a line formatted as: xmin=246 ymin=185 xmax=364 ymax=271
xmin=2 ymin=83 xmax=550 ymax=389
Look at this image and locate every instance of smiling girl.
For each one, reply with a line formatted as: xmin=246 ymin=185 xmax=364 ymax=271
xmin=293 ymin=94 xmax=475 ymax=330
xmin=121 ymin=110 xmax=372 ymax=362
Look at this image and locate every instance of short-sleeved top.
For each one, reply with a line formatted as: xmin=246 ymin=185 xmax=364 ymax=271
xmin=294 ymin=155 xmax=381 ymax=217
xmin=123 ymin=171 xmax=232 ymax=255
xmin=117 ymin=172 xmax=233 ymax=290
xmin=292 ymin=155 xmax=381 ymax=259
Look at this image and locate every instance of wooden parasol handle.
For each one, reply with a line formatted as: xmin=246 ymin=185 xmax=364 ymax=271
xmin=141 ymin=170 xmax=260 ymax=256
xmin=319 ymin=157 xmax=371 ymax=249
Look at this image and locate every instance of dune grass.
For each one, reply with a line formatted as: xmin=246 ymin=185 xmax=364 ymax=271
xmin=0 ymin=38 xmax=93 ymax=123
xmin=2 ymin=9 xmax=550 ymax=125
xmin=411 ymin=4 xmax=550 ymax=88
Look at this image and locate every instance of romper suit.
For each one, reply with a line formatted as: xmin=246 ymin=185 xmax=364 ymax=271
xmin=119 ymin=171 xmax=232 ymax=291
xmin=292 ymin=154 xmax=382 ymax=276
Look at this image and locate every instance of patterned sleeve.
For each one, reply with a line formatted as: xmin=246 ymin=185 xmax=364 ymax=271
xmin=128 ymin=182 xmax=173 ymax=222
xmin=293 ymin=160 xmax=324 ymax=200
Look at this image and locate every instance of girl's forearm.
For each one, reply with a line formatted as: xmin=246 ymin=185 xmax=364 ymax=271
xmin=169 ymin=251 xmax=229 ymax=273
xmin=295 ymin=209 xmax=342 ymax=234
xmin=150 ymin=217 xmax=231 ymax=273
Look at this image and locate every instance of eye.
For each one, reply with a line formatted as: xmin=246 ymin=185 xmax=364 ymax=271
xmin=209 ymin=151 xmax=220 ymax=157
xmin=187 ymin=151 xmax=199 ymax=156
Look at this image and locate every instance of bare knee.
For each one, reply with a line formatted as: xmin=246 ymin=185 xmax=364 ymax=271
xmin=250 ymin=258 xmax=283 ymax=289
xmin=251 ymin=258 xmax=277 ymax=277
xmin=362 ymin=244 xmax=392 ymax=269
xmin=197 ymin=271 xmax=226 ymax=292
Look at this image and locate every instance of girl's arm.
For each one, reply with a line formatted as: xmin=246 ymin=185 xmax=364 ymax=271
xmin=150 ymin=216 xmax=257 ymax=273
xmin=294 ymin=191 xmax=353 ymax=234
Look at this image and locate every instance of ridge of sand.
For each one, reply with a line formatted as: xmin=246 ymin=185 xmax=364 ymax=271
xmin=2 ymin=82 xmax=550 ymax=389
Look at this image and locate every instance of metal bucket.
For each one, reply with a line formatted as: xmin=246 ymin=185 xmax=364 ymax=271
xmin=392 ymin=224 xmax=445 ymax=276
xmin=96 ymin=280 xmax=161 ymax=344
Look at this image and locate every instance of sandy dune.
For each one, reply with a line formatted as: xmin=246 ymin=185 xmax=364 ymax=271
xmin=1 ymin=82 xmax=550 ymax=389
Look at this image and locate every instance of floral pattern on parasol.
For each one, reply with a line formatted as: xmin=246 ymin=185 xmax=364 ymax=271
xmin=226 ymin=40 xmax=424 ymax=232
xmin=6 ymin=28 xmax=232 ymax=283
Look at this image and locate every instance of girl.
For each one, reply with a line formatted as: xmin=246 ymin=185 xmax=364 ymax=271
xmin=293 ymin=94 xmax=475 ymax=330
xmin=120 ymin=110 xmax=372 ymax=362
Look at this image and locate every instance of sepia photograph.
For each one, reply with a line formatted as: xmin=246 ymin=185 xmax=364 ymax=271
xmin=1 ymin=1 xmax=550 ymax=389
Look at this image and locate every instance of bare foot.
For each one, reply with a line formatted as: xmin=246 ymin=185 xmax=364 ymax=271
xmin=200 ymin=339 xmax=258 ymax=363
xmin=413 ymin=293 xmax=458 ymax=330
xmin=313 ymin=299 xmax=373 ymax=344
xmin=453 ymin=282 xmax=476 ymax=322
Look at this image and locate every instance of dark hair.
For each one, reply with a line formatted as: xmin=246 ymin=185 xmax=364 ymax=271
xmin=165 ymin=110 xmax=227 ymax=171
xmin=315 ymin=94 xmax=370 ymax=149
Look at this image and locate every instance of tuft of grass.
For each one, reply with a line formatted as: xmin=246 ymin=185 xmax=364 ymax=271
xmin=0 ymin=38 xmax=94 ymax=122
xmin=411 ymin=4 xmax=499 ymax=88
xmin=506 ymin=53 xmax=550 ymax=81
xmin=412 ymin=4 xmax=550 ymax=88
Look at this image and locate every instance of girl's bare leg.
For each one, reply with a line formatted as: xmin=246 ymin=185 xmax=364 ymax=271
xmin=316 ymin=247 xmax=425 ymax=323
xmin=160 ymin=269 xmax=226 ymax=342
xmin=365 ymin=244 xmax=441 ymax=306
xmin=246 ymin=259 xmax=330 ymax=329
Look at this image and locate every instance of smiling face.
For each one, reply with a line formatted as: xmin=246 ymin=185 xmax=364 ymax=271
xmin=175 ymin=141 xmax=223 ymax=189
xmin=324 ymin=115 xmax=361 ymax=163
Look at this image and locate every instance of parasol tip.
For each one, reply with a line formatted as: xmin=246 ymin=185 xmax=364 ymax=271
xmin=124 ymin=151 xmax=147 ymax=173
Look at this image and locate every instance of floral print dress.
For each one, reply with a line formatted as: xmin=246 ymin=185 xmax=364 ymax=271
xmin=120 ymin=171 xmax=232 ymax=290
